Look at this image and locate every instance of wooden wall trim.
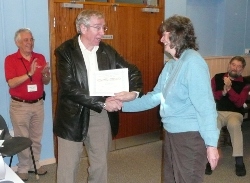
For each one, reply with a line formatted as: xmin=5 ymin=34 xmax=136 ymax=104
xmin=53 ymin=0 xmax=164 ymax=8
xmin=205 ymin=56 xmax=250 ymax=78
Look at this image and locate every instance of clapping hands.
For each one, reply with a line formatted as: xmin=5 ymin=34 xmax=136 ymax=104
xmin=29 ymin=58 xmax=38 ymax=76
xmin=42 ymin=62 xmax=50 ymax=75
xmin=224 ymin=77 xmax=231 ymax=88
xmin=41 ymin=62 xmax=51 ymax=85
xmin=222 ymin=77 xmax=232 ymax=95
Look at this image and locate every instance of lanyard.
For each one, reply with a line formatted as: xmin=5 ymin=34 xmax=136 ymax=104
xmin=20 ymin=58 xmax=32 ymax=82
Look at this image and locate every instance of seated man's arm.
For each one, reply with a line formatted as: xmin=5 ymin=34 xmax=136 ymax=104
xmin=227 ymin=85 xmax=250 ymax=108
xmin=211 ymin=77 xmax=224 ymax=100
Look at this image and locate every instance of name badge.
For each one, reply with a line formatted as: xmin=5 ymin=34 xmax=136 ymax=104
xmin=27 ymin=84 xmax=37 ymax=92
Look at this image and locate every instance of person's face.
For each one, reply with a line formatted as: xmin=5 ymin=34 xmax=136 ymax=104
xmin=80 ymin=16 xmax=106 ymax=50
xmin=16 ymin=31 xmax=34 ymax=55
xmin=160 ymin=31 xmax=176 ymax=59
xmin=227 ymin=59 xmax=244 ymax=79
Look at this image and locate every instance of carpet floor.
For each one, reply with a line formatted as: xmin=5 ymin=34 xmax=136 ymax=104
xmin=24 ymin=121 xmax=250 ymax=183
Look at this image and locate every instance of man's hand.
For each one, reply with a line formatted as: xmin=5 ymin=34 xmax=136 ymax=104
xmin=114 ymin=91 xmax=137 ymax=102
xmin=42 ymin=62 xmax=50 ymax=75
xmin=41 ymin=62 xmax=51 ymax=85
xmin=222 ymin=77 xmax=232 ymax=95
xmin=224 ymin=77 xmax=231 ymax=86
xmin=29 ymin=58 xmax=38 ymax=76
xmin=207 ymin=146 xmax=219 ymax=170
xmin=222 ymin=85 xmax=228 ymax=96
xmin=223 ymin=77 xmax=232 ymax=91
xmin=104 ymin=97 xmax=122 ymax=112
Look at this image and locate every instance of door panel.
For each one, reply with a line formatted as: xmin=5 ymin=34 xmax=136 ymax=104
xmin=50 ymin=0 xmax=164 ymax=139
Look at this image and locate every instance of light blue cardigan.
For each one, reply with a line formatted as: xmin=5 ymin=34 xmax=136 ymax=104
xmin=122 ymin=49 xmax=219 ymax=147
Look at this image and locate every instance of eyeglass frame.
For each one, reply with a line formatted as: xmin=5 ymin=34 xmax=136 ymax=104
xmin=88 ymin=25 xmax=108 ymax=32
xmin=21 ymin=38 xmax=35 ymax=43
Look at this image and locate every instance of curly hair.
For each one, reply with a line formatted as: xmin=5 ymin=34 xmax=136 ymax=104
xmin=160 ymin=15 xmax=198 ymax=58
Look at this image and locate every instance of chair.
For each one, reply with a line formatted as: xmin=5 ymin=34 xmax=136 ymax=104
xmin=243 ymin=76 xmax=250 ymax=121
xmin=218 ymin=126 xmax=232 ymax=147
xmin=0 ymin=115 xmax=39 ymax=180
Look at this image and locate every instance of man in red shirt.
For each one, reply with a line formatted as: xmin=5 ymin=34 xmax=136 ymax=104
xmin=4 ymin=28 xmax=50 ymax=181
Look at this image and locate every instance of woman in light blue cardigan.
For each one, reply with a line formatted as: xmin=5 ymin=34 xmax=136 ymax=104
xmin=115 ymin=15 xmax=219 ymax=183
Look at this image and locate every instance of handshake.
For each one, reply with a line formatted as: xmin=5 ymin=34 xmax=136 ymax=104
xmin=103 ymin=91 xmax=138 ymax=112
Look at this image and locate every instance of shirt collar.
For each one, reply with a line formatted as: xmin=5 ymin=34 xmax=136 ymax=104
xmin=16 ymin=49 xmax=34 ymax=60
xmin=78 ymin=35 xmax=99 ymax=53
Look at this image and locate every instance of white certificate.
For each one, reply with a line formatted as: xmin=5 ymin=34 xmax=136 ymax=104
xmin=89 ymin=68 xmax=129 ymax=96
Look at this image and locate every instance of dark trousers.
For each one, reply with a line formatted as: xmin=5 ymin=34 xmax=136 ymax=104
xmin=162 ymin=130 xmax=207 ymax=183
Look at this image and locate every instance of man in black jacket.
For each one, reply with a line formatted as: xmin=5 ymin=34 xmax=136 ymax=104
xmin=54 ymin=9 xmax=143 ymax=183
xmin=206 ymin=56 xmax=249 ymax=176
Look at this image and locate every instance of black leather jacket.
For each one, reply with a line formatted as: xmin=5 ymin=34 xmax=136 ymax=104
xmin=53 ymin=35 xmax=143 ymax=142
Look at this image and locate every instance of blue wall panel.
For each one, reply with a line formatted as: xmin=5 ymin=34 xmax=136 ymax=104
xmin=186 ymin=0 xmax=219 ymax=56
xmin=165 ymin=0 xmax=250 ymax=56
xmin=223 ymin=0 xmax=247 ymax=55
xmin=245 ymin=1 xmax=250 ymax=49
xmin=0 ymin=0 xmax=54 ymax=165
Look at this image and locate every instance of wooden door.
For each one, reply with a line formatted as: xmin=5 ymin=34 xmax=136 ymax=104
xmin=49 ymin=0 xmax=164 ymax=140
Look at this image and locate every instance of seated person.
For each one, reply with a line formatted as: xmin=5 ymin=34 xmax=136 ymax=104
xmin=206 ymin=56 xmax=249 ymax=176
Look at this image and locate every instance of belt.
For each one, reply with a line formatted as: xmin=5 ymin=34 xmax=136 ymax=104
xmin=11 ymin=96 xmax=43 ymax=104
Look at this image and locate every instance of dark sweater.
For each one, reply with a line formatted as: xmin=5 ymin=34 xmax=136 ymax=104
xmin=214 ymin=73 xmax=247 ymax=115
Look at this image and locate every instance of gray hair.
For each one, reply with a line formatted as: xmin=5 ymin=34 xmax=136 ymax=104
xmin=229 ymin=56 xmax=246 ymax=68
xmin=75 ymin=9 xmax=104 ymax=34
xmin=14 ymin=28 xmax=32 ymax=42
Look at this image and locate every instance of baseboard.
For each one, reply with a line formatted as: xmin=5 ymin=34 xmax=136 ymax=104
xmin=40 ymin=158 xmax=56 ymax=166
xmin=112 ymin=131 xmax=161 ymax=150
xmin=81 ymin=131 xmax=161 ymax=158
xmin=11 ymin=157 xmax=56 ymax=172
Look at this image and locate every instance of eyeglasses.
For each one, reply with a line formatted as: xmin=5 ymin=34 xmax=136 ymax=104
xmin=22 ymin=38 xmax=35 ymax=43
xmin=88 ymin=25 xmax=108 ymax=32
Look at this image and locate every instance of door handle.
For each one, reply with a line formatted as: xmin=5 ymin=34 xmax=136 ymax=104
xmin=112 ymin=3 xmax=119 ymax=11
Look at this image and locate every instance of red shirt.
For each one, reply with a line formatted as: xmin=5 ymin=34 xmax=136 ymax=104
xmin=211 ymin=73 xmax=250 ymax=108
xmin=5 ymin=49 xmax=46 ymax=100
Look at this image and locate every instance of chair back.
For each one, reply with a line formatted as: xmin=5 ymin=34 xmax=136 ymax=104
xmin=0 ymin=115 xmax=11 ymax=140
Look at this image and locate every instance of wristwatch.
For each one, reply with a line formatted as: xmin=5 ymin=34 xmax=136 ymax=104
xmin=27 ymin=72 xmax=32 ymax=81
xmin=101 ymin=102 xmax=106 ymax=109
xmin=27 ymin=73 xmax=32 ymax=78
